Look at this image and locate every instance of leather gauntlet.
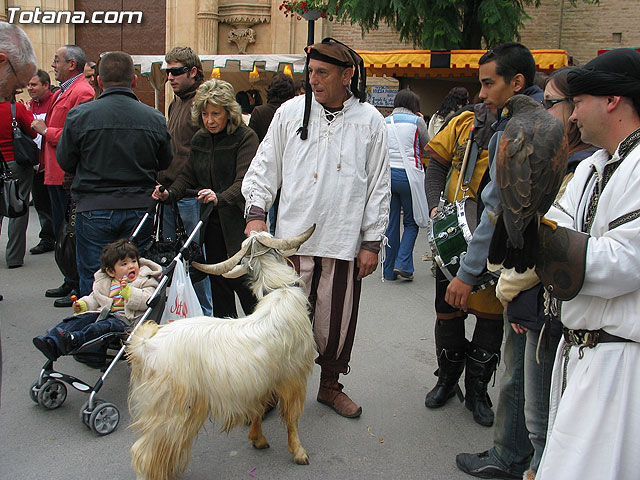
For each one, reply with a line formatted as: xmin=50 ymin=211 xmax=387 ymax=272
xmin=535 ymin=223 xmax=589 ymax=301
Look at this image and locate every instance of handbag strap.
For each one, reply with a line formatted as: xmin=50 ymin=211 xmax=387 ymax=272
xmin=10 ymin=101 xmax=19 ymax=135
xmin=172 ymin=200 xmax=189 ymax=241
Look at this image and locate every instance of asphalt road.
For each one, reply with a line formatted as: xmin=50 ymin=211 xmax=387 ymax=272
xmin=0 ymin=209 xmax=503 ymax=480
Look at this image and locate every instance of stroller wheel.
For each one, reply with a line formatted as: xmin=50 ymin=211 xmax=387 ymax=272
xmin=29 ymin=380 xmax=41 ymax=403
xmin=90 ymin=402 xmax=120 ymax=435
xmin=79 ymin=399 xmax=103 ymax=429
xmin=37 ymin=380 xmax=67 ymax=409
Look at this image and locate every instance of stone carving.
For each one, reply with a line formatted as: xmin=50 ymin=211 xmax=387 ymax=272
xmin=228 ymin=27 xmax=256 ymax=54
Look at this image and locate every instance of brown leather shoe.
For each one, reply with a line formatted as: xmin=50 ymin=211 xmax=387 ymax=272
xmin=317 ymin=380 xmax=362 ymax=418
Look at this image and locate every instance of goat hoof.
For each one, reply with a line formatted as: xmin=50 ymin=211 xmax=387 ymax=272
xmin=293 ymin=450 xmax=309 ymax=465
xmin=251 ymin=437 xmax=270 ymax=450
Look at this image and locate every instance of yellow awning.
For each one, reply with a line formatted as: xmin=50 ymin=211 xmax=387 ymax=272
xmin=357 ymin=49 xmax=569 ymax=78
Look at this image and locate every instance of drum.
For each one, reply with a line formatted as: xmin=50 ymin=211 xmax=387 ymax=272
xmin=427 ymin=197 xmax=497 ymax=290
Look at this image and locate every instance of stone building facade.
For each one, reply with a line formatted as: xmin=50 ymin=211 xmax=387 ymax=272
xmin=2 ymin=0 xmax=639 ymax=113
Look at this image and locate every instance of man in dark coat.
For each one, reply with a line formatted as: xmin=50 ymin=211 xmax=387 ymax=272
xmin=57 ymin=52 xmax=172 ymax=296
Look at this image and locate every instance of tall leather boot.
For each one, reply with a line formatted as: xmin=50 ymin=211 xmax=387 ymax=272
xmin=464 ymin=344 xmax=500 ymax=427
xmin=425 ymin=348 xmax=466 ymax=408
xmin=317 ymin=371 xmax=362 ymax=418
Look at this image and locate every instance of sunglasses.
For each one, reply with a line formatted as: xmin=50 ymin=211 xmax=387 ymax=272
xmin=165 ymin=66 xmax=190 ymax=77
xmin=542 ymin=97 xmax=571 ymax=110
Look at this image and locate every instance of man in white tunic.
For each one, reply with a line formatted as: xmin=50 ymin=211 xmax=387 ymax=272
xmin=242 ymin=38 xmax=389 ymax=418
xmin=536 ymin=48 xmax=640 ymax=479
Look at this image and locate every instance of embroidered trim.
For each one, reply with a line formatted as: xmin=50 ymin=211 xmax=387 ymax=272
xmin=552 ymin=201 xmax=573 ymax=219
xmin=608 ymin=208 xmax=640 ymax=230
xmin=618 ymin=127 xmax=640 ymax=160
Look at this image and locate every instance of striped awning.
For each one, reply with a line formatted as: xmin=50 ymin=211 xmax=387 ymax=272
xmin=357 ymin=49 xmax=569 ymax=78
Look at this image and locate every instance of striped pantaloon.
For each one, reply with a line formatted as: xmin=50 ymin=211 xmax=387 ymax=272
xmin=291 ymin=255 xmax=362 ymax=374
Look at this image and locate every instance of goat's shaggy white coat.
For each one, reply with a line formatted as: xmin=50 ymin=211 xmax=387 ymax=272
xmin=127 ymin=235 xmax=316 ymax=480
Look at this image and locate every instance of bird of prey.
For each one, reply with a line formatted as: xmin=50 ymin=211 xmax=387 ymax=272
xmin=487 ymin=94 xmax=568 ymax=273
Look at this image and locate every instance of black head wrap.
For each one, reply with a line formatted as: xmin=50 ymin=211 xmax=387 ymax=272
xmin=568 ymin=48 xmax=640 ymax=103
xmin=297 ymin=38 xmax=367 ymax=140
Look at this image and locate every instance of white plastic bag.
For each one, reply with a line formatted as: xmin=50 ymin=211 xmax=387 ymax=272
xmin=161 ymin=259 xmax=203 ymax=323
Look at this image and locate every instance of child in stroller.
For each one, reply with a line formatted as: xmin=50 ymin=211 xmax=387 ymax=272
xmin=33 ymin=239 xmax=162 ymax=364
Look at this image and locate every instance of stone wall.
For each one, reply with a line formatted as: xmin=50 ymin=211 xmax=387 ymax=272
xmin=520 ymin=0 xmax=640 ymax=65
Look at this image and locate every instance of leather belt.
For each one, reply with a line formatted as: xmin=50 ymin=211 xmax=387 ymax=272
xmin=562 ymin=328 xmax=633 ymax=348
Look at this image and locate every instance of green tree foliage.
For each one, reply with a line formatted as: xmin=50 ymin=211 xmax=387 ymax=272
xmin=330 ymin=0 xmax=597 ymax=50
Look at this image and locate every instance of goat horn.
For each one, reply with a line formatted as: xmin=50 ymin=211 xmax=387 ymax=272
xmin=192 ymin=242 xmax=251 ymax=275
xmin=257 ymin=224 xmax=316 ymax=251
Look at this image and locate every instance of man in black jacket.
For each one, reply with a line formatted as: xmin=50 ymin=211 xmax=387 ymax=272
xmin=157 ymin=46 xmax=212 ymax=315
xmin=57 ymin=51 xmax=172 ymax=296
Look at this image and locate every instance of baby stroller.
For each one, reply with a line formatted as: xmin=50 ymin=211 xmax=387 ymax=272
xmin=29 ymin=198 xmax=212 ymax=435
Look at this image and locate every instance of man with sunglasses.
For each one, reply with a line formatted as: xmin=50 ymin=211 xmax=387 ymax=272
xmin=451 ymin=42 xmax=545 ymax=479
xmin=31 ymin=44 xmax=94 ymax=308
xmin=156 ymin=46 xmax=213 ymax=316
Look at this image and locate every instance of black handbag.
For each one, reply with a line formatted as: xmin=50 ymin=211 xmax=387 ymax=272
xmin=54 ymin=200 xmax=79 ymax=282
xmin=143 ymin=201 xmax=207 ymax=282
xmin=11 ymin=101 xmax=39 ymax=167
xmin=0 ymin=151 xmax=28 ymax=218
xmin=143 ymin=202 xmax=180 ymax=268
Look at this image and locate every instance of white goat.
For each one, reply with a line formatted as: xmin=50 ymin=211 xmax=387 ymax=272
xmin=126 ymin=226 xmax=316 ymax=480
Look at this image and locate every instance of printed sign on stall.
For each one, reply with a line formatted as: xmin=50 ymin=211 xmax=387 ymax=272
xmin=366 ymin=85 xmax=398 ymax=107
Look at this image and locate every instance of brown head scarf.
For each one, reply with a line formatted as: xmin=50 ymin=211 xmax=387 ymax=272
xmin=297 ymin=38 xmax=366 ymax=140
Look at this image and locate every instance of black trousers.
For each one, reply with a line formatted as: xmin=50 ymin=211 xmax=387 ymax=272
xmin=434 ymin=267 xmax=503 ymax=353
xmin=32 ymin=169 xmax=54 ymax=244
xmin=203 ymin=209 xmax=256 ymax=318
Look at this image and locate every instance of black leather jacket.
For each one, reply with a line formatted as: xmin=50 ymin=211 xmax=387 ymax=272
xmin=57 ymin=87 xmax=173 ymax=212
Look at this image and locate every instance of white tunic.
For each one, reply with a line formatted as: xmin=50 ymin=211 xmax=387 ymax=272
xmin=538 ymin=140 xmax=640 ymax=479
xmin=242 ymin=94 xmax=390 ymax=260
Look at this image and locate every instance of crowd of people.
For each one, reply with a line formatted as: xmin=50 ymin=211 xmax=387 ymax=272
xmin=2 ymin=19 xmax=640 ymax=480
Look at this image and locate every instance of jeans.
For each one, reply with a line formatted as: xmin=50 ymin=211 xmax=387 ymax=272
xmin=383 ymin=168 xmax=418 ymax=280
xmin=75 ymin=208 xmax=152 ymax=296
xmin=524 ymin=328 xmax=560 ymax=473
xmin=162 ymin=198 xmax=213 ymax=316
xmin=490 ymin=317 xmax=533 ymax=469
xmin=49 ymin=311 xmax=126 ymax=348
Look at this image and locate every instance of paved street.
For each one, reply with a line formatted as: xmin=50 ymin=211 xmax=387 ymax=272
xmin=0 ymin=209 xmax=503 ymax=480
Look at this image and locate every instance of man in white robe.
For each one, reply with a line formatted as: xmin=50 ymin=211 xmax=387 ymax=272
xmin=537 ymin=48 xmax=640 ymax=479
xmin=242 ymin=38 xmax=389 ymax=418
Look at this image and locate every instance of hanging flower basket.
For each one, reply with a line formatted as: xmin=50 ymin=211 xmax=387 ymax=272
xmin=279 ymin=1 xmax=339 ymax=21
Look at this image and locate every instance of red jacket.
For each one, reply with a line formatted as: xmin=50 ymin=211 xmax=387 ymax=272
xmin=0 ymin=101 xmax=36 ymax=163
xmin=43 ymin=76 xmax=94 ymax=185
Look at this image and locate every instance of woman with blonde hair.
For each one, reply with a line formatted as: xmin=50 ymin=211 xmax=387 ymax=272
xmin=153 ymin=79 xmax=260 ymax=317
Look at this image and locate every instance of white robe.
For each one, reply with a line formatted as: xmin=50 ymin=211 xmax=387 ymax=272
xmin=538 ymin=140 xmax=640 ymax=479
xmin=242 ymin=94 xmax=390 ymax=260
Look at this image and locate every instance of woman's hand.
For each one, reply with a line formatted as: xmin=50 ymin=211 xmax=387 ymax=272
xmin=197 ymin=189 xmax=218 ymax=205
xmin=152 ymin=185 xmax=169 ymax=201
